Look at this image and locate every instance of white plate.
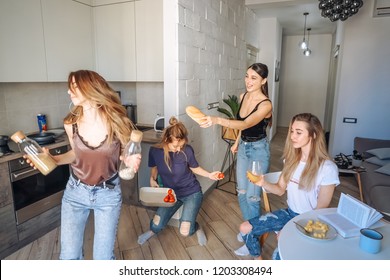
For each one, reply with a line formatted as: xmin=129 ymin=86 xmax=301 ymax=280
xmin=46 ymin=128 xmax=65 ymax=138
xmin=139 ymin=187 xmax=177 ymax=207
xmin=295 ymin=218 xmax=338 ymax=241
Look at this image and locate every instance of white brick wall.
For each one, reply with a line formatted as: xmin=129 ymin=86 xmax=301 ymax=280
xmin=177 ymin=0 xmax=247 ymax=185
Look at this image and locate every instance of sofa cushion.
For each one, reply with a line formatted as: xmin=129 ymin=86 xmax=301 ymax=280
xmin=375 ymin=163 xmax=390 ymax=176
xmin=365 ymin=156 xmax=390 ymax=166
xmin=366 ymin=148 xmax=390 ymax=160
xmin=360 ymin=162 xmax=389 ymax=206
xmin=354 ymin=137 xmax=390 ymax=159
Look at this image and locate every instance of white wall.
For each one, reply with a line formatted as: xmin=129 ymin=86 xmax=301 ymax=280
xmin=164 ymin=0 xmax=248 ymax=192
xmin=278 ymin=33 xmax=333 ymax=127
xmin=257 ymin=17 xmax=282 ymax=140
xmin=329 ymin=1 xmax=390 ymax=156
xmin=245 ymin=6 xmax=260 ymax=49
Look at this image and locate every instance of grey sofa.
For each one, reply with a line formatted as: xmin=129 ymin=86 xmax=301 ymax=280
xmin=354 ymin=137 xmax=390 ymax=221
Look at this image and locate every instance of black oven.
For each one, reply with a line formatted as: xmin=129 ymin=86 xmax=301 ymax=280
xmin=9 ymin=145 xmax=70 ymax=224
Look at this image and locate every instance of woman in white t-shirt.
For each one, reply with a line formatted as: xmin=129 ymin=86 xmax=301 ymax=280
xmin=234 ymin=113 xmax=340 ymax=259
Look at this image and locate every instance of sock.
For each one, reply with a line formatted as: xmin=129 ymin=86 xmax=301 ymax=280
xmin=137 ymin=230 xmax=155 ymax=245
xmin=272 ymin=247 xmax=280 ymax=260
xmin=237 ymin=232 xmax=244 ymax=242
xmin=234 ymin=244 xmax=250 ymax=256
xmin=196 ymin=228 xmax=207 ymax=246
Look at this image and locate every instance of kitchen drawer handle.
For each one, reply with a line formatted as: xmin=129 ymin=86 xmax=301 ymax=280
xmin=11 ymin=168 xmax=39 ymax=181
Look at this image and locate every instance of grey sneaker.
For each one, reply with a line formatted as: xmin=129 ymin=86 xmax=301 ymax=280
xmin=237 ymin=232 xmax=244 ymax=242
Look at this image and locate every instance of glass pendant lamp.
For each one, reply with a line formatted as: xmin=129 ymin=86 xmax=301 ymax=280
xmin=303 ymin=28 xmax=312 ymax=56
xmin=298 ymin=12 xmax=309 ymax=50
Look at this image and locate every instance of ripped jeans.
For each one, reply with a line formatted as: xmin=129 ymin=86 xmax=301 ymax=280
xmin=244 ymin=207 xmax=299 ymax=257
xmin=150 ymin=190 xmax=203 ymax=236
xmin=236 ymin=138 xmax=270 ymax=221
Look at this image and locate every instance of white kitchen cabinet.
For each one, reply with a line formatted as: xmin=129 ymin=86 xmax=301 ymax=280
xmin=78 ymin=0 xmax=93 ymax=5
xmin=135 ymin=0 xmax=163 ymax=81
xmin=0 ymin=0 xmax=94 ymax=82
xmin=0 ymin=0 xmax=47 ymax=82
xmin=93 ymin=0 xmax=131 ymax=5
xmin=41 ymin=0 xmax=95 ymax=81
xmin=93 ymin=2 xmax=137 ymax=81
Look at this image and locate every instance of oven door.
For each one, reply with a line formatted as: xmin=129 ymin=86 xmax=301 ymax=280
xmin=10 ymin=146 xmax=70 ymax=224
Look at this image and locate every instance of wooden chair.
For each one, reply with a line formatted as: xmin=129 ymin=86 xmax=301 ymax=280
xmin=260 ymin=171 xmax=282 ymax=246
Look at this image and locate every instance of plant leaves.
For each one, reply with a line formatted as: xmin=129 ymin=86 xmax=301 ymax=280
xmin=217 ymin=108 xmax=234 ymax=119
xmin=218 ymin=95 xmax=239 ymax=119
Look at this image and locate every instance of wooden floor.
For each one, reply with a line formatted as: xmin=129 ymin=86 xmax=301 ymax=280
xmin=4 ymin=127 xmax=360 ymax=260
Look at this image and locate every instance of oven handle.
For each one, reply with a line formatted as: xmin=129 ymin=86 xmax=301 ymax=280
xmin=11 ymin=168 xmax=40 ymax=182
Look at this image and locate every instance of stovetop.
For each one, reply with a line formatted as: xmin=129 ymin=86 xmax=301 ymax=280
xmin=0 ymin=145 xmax=14 ymax=156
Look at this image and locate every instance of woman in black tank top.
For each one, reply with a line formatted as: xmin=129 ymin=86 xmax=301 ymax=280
xmin=200 ymin=63 xmax=273 ymax=222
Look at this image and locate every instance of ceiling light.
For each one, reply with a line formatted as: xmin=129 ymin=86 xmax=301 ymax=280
xmin=298 ymin=12 xmax=309 ymax=50
xmin=303 ymin=28 xmax=312 ymax=56
xmin=318 ymin=0 xmax=364 ymax=22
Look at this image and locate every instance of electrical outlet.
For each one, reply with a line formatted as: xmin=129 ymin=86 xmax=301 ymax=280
xmin=207 ymin=102 xmax=219 ymax=110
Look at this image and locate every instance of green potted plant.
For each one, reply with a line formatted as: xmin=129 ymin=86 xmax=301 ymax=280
xmin=217 ymin=95 xmax=240 ymax=141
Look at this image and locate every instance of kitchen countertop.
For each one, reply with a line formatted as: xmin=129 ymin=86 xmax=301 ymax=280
xmin=141 ymin=129 xmax=162 ymax=144
xmin=0 ymin=128 xmax=161 ymax=164
xmin=0 ymin=135 xmax=70 ymax=164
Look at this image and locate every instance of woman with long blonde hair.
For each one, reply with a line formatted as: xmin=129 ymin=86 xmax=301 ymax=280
xmin=29 ymin=70 xmax=140 ymax=259
xmin=234 ymin=113 xmax=339 ymax=259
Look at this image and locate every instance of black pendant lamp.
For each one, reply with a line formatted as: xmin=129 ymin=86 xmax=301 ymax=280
xmin=318 ymin=0 xmax=364 ymax=22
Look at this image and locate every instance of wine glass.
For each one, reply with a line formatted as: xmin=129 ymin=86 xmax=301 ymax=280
xmin=247 ymin=160 xmax=263 ymax=182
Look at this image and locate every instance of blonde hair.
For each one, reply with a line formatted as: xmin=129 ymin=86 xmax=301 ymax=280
xmin=281 ymin=113 xmax=331 ymax=191
xmin=64 ymin=70 xmax=135 ymax=146
xmin=155 ymin=116 xmax=188 ymax=171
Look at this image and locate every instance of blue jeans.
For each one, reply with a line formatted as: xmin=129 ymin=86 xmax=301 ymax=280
xmin=59 ymin=175 xmax=122 ymax=260
xmin=244 ymin=207 xmax=299 ymax=257
xmin=150 ymin=190 xmax=203 ymax=236
xmin=236 ymin=138 xmax=270 ymax=221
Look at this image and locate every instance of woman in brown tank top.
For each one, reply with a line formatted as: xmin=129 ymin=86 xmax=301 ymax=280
xmin=28 ymin=70 xmax=140 ymax=260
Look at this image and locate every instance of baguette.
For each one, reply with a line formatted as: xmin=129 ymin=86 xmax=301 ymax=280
xmin=186 ymin=106 xmax=206 ymax=124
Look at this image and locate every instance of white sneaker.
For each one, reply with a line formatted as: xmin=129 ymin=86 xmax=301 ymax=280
xmin=234 ymin=244 xmax=250 ymax=256
xmin=237 ymin=232 xmax=244 ymax=242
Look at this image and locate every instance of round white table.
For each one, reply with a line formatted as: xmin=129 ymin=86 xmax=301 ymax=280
xmin=278 ymin=208 xmax=390 ymax=260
